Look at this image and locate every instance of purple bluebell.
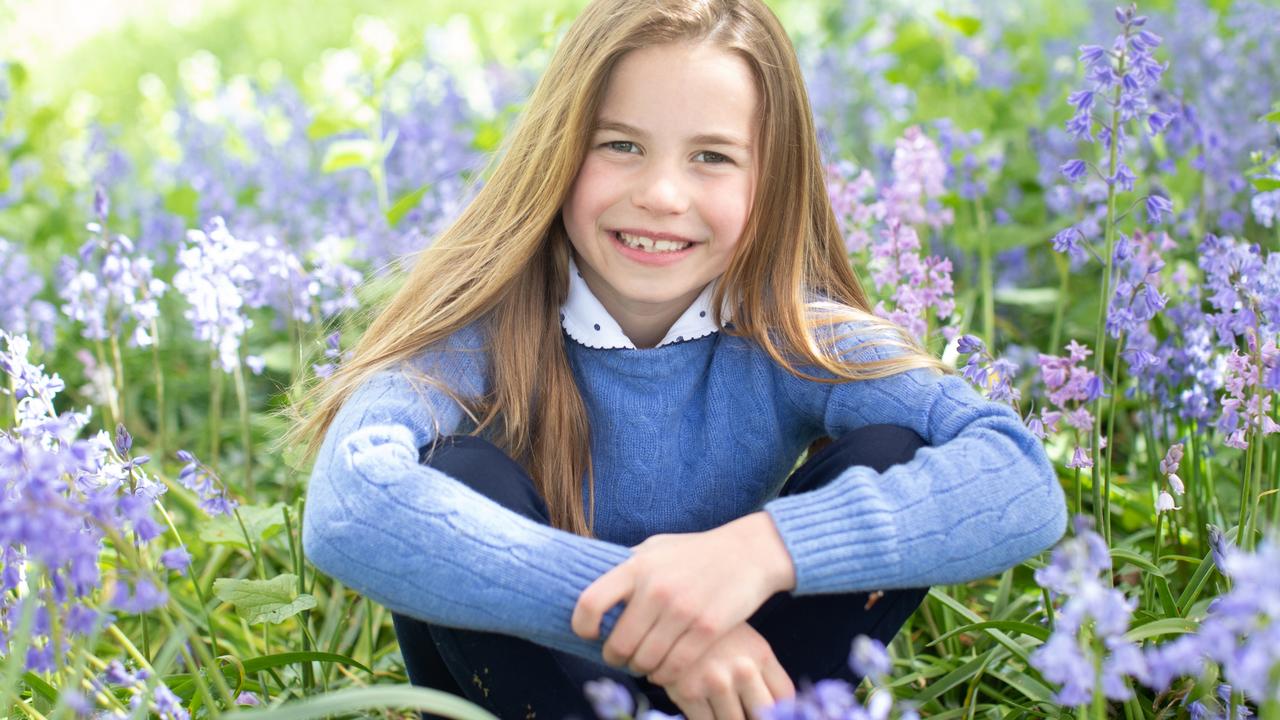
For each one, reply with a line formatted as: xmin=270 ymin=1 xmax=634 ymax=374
xmin=583 ymin=678 xmax=635 ymax=719
xmin=849 ymin=635 xmax=891 ymax=681
xmin=0 ymin=239 xmax=57 ymax=348
xmin=1060 ymin=159 xmax=1088 ymax=183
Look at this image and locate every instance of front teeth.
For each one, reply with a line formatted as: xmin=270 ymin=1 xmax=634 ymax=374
xmin=617 ymin=232 xmax=692 ymax=253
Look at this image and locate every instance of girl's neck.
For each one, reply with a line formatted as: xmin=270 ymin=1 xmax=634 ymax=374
xmin=574 ymin=258 xmax=705 ymax=349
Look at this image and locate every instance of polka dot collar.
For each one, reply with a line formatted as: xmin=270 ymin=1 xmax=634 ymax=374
xmin=561 ymin=256 xmax=730 ymax=350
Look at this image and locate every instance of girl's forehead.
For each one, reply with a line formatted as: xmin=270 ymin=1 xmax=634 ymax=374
xmin=596 ymin=42 xmax=758 ymax=138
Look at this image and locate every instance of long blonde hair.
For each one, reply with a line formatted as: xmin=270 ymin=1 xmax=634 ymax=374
xmin=285 ymin=0 xmax=950 ymax=538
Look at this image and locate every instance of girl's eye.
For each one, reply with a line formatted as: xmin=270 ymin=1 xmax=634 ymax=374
xmin=695 ymin=150 xmax=732 ymax=164
xmin=603 ymin=141 xmax=640 ymax=154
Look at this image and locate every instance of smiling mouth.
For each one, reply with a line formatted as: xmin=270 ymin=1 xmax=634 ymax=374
xmin=612 ymin=231 xmax=694 ymax=253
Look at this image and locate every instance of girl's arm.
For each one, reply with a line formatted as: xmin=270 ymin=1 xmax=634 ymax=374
xmin=764 ymin=323 xmax=1068 ymax=596
xmin=301 ymin=329 xmax=639 ymax=672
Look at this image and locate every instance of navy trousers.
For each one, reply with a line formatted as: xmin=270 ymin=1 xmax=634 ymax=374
xmin=392 ymin=425 xmax=930 ymax=719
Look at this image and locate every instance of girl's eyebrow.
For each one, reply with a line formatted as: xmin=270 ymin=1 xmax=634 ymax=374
xmin=594 ymin=118 xmax=752 ymax=152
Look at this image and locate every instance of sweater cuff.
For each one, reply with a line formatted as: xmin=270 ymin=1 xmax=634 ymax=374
xmin=762 ymin=465 xmax=904 ymax=595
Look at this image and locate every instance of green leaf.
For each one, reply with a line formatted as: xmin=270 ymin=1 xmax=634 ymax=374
xmin=1250 ymin=177 xmax=1280 ymax=192
xmin=222 ymin=686 xmax=498 ymax=720
xmin=927 ymin=588 xmax=1032 ymax=663
xmin=935 ymin=11 xmax=982 ymax=35
xmin=993 ymin=287 xmax=1059 ymax=308
xmin=163 ymin=184 xmax=200 ymax=226
xmin=213 ymin=574 xmax=316 ymax=625
xmin=200 ymin=503 xmax=287 ymax=547
xmin=1126 ymin=617 xmax=1198 ymax=642
xmin=386 ymin=184 xmax=431 ymax=228
xmin=321 ymin=139 xmax=378 ymax=173
xmin=1111 ymin=547 xmax=1165 ymax=577
xmin=1261 ymin=110 xmax=1280 ymax=124
xmin=22 ymin=672 xmax=57 ymax=702
xmin=241 ymin=651 xmax=372 ymax=676
xmin=929 ymin=619 xmax=1051 ymax=648
xmin=1177 ymin=549 xmax=1217 ymax=615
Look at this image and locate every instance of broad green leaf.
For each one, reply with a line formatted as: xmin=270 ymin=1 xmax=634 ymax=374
xmin=993 ymin=287 xmax=1059 ymax=308
xmin=386 ymin=184 xmax=431 ymax=228
xmin=1126 ymin=617 xmax=1198 ymax=642
xmin=163 ymin=184 xmax=200 ymax=225
xmin=1261 ymin=110 xmax=1280 ymax=124
xmin=201 ymin=503 xmax=287 ymax=547
xmin=321 ymin=138 xmax=378 ymax=173
xmin=935 ymin=10 xmax=982 ymax=36
xmin=214 ymin=574 xmax=316 ymax=625
xmin=1250 ymin=177 xmax=1280 ymax=192
xmin=222 ymin=685 xmax=498 ymax=720
xmin=241 ymin=651 xmax=372 ymax=676
xmin=22 ymin=672 xmax=57 ymax=702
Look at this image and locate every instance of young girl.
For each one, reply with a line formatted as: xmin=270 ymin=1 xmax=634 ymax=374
xmin=293 ymin=0 xmax=1068 ymax=718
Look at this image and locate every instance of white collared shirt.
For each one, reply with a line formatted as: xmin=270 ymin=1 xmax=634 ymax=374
xmin=560 ymin=255 xmax=730 ymax=349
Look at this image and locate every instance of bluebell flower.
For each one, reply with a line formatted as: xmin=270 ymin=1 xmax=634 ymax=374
xmin=849 ymin=635 xmax=891 ymax=681
xmin=583 ymin=678 xmax=634 ymax=719
xmin=1145 ymin=194 xmax=1173 ymax=224
xmin=1060 ymin=159 xmax=1088 ymax=183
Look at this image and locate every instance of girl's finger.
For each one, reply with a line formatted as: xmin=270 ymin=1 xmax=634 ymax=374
xmin=760 ymin=654 xmax=795 ymax=703
xmin=739 ymin=672 xmax=777 ymax=720
xmin=604 ymin=600 xmax=662 ymax=667
xmin=572 ymin=564 xmax=634 ymax=640
xmin=675 ymin=696 xmax=715 ymax=720
xmin=707 ymin=676 xmax=747 ymax=720
xmin=651 ymin=617 xmax=717 ymax=684
xmin=628 ymin=611 xmax=691 ymax=675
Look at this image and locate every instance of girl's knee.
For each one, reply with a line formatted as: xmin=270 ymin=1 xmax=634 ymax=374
xmin=418 ymin=435 xmax=551 ymax=523
xmin=832 ymin=424 xmax=927 ymax=474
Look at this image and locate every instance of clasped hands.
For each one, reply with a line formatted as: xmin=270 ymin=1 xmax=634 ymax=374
xmin=571 ymin=512 xmax=798 ymax=713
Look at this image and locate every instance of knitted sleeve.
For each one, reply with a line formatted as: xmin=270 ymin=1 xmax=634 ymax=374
xmin=764 ymin=322 xmax=1067 ymax=595
xmin=301 ymin=323 xmax=639 ymax=672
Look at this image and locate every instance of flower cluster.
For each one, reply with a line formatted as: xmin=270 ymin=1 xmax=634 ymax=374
xmin=868 ymin=220 xmax=957 ymax=344
xmin=0 ymin=332 xmax=177 ymax=677
xmin=312 ymin=331 xmax=352 ymax=379
xmin=1053 ymin=4 xmax=1173 ymax=261
xmin=175 ymin=449 xmax=238 ymax=517
xmin=57 ymin=189 xmax=167 ymax=348
xmin=826 ymin=160 xmax=881 ymax=253
xmin=1215 ymin=341 xmax=1280 ymax=450
xmin=0 ymin=239 xmax=56 ymax=348
xmin=1155 ymin=442 xmax=1184 ymax=513
xmin=1029 ymin=340 xmax=1104 ymax=468
xmin=955 ymin=334 xmax=1022 ymax=406
xmin=1031 ymin=516 xmax=1144 ymax=704
xmin=172 ymin=216 xmax=259 ymax=372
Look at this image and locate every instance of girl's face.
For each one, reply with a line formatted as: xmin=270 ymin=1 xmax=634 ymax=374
xmin=562 ymin=41 xmax=758 ymax=337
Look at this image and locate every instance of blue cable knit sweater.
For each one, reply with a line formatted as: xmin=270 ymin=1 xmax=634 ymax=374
xmin=302 ymin=315 xmax=1067 ymax=675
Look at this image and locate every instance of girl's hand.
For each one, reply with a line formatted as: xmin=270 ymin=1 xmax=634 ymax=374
xmin=654 ymin=621 xmax=795 ymax=720
xmin=571 ymin=512 xmax=796 ymax=685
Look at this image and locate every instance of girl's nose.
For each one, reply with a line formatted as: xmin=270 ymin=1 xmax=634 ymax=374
xmin=631 ymin=165 xmax=690 ymax=215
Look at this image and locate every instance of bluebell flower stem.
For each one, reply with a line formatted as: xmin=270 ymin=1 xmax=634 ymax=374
xmin=1050 ymin=252 xmax=1070 ymax=356
xmin=94 ymin=339 xmax=119 ymax=430
xmin=150 ymin=318 xmax=166 ymax=461
xmin=1103 ymin=332 xmax=1124 ymax=546
xmin=233 ymin=356 xmax=254 ymax=499
xmin=1244 ymin=331 xmax=1266 ymax=551
xmin=156 ymin=501 xmax=225 ymax=666
xmin=1091 ymin=55 xmax=1126 ymax=547
xmin=109 ymin=333 xmax=126 ymax=430
xmin=283 ymin=505 xmax=316 ymax=692
xmin=975 ymin=197 xmax=995 ymax=346
xmin=1075 ymin=467 xmax=1083 ymax=516
xmin=210 ymin=360 xmax=223 ymax=465
xmin=1150 ymin=511 xmax=1164 ymax=612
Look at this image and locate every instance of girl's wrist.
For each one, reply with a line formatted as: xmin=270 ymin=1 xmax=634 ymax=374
xmin=727 ymin=511 xmax=797 ymax=593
